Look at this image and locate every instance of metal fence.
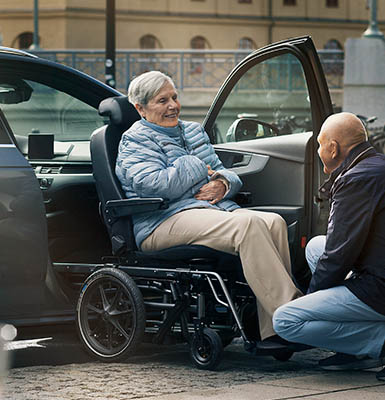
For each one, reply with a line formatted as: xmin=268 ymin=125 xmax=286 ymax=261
xmin=30 ymin=48 xmax=344 ymax=92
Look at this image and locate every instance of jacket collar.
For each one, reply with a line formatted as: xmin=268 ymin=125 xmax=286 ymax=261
xmin=140 ymin=118 xmax=182 ymax=138
xmin=319 ymin=141 xmax=376 ymax=199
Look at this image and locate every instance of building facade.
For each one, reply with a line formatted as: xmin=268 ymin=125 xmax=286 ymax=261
xmin=0 ymin=0 xmax=382 ymax=51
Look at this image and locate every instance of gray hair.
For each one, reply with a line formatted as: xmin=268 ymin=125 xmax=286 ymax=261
xmin=127 ymin=71 xmax=175 ymax=106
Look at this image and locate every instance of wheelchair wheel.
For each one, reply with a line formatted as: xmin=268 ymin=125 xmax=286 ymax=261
xmin=272 ymin=348 xmax=294 ymax=362
xmin=76 ymin=267 xmax=145 ymax=362
xmin=190 ymin=327 xmax=223 ymax=370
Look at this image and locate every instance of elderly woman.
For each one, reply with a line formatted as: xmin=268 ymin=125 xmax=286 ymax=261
xmin=115 ymin=70 xmax=302 ymax=346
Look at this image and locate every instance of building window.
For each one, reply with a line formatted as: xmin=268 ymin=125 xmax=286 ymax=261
xmin=190 ymin=36 xmax=210 ymax=74
xmin=13 ymin=32 xmax=34 ymax=49
xmin=191 ymin=36 xmax=210 ymax=50
xmin=324 ymin=39 xmax=342 ymax=50
xmin=322 ymin=39 xmax=343 ymax=78
xmin=139 ymin=34 xmax=161 ymax=49
xmin=283 ymin=0 xmax=296 ymax=5
xmin=326 ymin=0 xmax=339 ymax=7
xmin=238 ymin=37 xmax=256 ymax=50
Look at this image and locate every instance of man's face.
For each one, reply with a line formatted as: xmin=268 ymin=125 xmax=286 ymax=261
xmin=317 ymin=130 xmax=339 ymax=175
xmin=138 ymin=82 xmax=181 ymax=127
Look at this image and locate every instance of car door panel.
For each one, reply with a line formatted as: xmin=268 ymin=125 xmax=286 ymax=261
xmin=205 ymin=37 xmax=333 ymax=287
xmin=0 ymin=142 xmax=49 ymax=317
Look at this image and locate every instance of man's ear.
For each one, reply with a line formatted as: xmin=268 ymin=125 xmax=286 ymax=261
xmin=134 ymin=103 xmax=145 ymax=117
xmin=330 ymin=140 xmax=340 ymax=159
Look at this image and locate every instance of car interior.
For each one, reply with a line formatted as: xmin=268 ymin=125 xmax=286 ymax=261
xmin=0 ymin=75 xmax=115 ymax=264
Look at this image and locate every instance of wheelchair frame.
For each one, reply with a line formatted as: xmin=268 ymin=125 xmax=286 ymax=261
xmin=54 ymin=254 xmax=294 ymax=370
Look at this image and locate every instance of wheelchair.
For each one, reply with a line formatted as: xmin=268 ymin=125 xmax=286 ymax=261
xmin=74 ymin=96 xmax=296 ymax=370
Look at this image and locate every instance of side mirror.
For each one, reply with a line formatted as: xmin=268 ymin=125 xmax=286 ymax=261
xmin=231 ymin=118 xmax=279 ymax=142
xmin=0 ymin=80 xmax=33 ymax=104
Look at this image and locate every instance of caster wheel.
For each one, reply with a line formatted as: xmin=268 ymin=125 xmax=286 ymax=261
xmin=273 ymin=348 xmax=294 ymax=362
xmin=76 ymin=267 xmax=145 ymax=362
xmin=190 ymin=327 xmax=223 ymax=370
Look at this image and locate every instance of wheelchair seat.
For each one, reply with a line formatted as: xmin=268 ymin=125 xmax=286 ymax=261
xmin=90 ymin=96 xmax=241 ymax=272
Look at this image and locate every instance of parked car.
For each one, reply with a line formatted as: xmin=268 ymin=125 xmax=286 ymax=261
xmin=0 ymin=36 xmax=333 ymax=368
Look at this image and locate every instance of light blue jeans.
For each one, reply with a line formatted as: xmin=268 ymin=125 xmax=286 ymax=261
xmin=273 ymin=235 xmax=385 ymax=359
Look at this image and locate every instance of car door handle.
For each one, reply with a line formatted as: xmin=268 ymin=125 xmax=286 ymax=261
xmin=231 ymin=154 xmax=252 ymax=168
xmin=235 ymin=191 xmax=252 ymax=205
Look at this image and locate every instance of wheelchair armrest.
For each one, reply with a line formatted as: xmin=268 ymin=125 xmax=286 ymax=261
xmin=105 ymin=198 xmax=168 ymax=218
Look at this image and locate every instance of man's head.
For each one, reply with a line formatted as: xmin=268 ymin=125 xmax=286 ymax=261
xmin=317 ymin=112 xmax=367 ymax=174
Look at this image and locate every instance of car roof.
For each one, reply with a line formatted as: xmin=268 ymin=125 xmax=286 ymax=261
xmin=0 ymin=46 xmax=37 ymax=58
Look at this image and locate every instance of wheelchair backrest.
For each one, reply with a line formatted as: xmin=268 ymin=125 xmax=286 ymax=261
xmin=90 ymin=96 xmax=140 ymax=254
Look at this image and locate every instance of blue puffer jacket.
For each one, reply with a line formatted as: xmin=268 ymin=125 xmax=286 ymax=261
xmin=115 ymin=118 xmax=242 ymax=248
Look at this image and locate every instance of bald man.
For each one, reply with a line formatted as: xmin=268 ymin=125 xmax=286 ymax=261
xmin=273 ymin=112 xmax=385 ymax=373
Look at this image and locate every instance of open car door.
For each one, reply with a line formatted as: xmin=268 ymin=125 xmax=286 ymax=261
xmin=203 ymin=36 xmax=333 ymax=288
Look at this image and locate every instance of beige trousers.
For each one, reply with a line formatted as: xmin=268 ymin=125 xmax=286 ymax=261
xmin=141 ymin=208 xmax=302 ymax=339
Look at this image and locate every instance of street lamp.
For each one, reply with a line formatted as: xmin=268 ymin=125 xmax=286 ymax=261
xmin=363 ymin=0 xmax=384 ymax=39
xmin=105 ymin=0 xmax=116 ymax=88
xmin=29 ymin=0 xmax=41 ymax=49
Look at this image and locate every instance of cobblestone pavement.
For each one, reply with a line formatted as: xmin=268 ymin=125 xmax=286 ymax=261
xmin=3 ymin=342 xmax=356 ymax=400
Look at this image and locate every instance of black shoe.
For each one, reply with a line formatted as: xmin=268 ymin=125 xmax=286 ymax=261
xmin=376 ymin=367 xmax=385 ymax=381
xmin=319 ymin=353 xmax=384 ymax=371
xmin=256 ymin=335 xmax=290 ymax=350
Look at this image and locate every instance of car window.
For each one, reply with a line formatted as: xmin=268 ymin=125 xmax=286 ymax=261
xmin=213 ymin=53 xmax=312 ymax=144
xmin=0 ymin=79 xmax=105 ymax=142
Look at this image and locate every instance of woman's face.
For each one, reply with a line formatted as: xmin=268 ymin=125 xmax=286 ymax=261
xmin=136 ymin=82 xmax=181 ymax=127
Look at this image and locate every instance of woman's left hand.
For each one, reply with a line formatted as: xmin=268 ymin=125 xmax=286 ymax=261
xmin=195 ymin=180 xmax=226 ymax=204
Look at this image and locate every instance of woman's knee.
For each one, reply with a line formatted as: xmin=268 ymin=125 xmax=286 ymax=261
xmin=236 ymin=211 xmax=267 ymax=231
xmin=269 ymin=213 xmax=287 ymax=231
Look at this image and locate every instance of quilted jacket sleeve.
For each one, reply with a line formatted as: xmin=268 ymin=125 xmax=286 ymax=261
xmin=198 ymin=128 xmax=242 ymax=198
xmin=116 ymin=131 xmax=208 ymax=200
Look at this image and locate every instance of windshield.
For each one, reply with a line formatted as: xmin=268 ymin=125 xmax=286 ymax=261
xmin=0 ymin=78 xmax=105 ymax=142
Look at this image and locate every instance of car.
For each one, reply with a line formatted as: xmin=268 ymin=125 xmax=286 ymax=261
xmin=0 ymin=36 xmax=333 ymax=367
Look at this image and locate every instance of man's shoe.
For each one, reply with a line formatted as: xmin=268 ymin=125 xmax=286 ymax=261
xmin=376 ymin=367 xmax=385 ymax=381
xmin=319 ymin=353 xmax=383 ymax=371
xmin=256 ymin=335 xmax=290 ymax=350
xmin=256 ymin=335 xmax=312 ymax=352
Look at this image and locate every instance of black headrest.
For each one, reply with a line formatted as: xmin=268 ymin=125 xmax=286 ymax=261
xmin=98 ymin=96 xmax=140 ymax=130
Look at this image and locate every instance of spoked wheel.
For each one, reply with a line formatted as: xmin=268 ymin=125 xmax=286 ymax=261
xmin=272 ymin=348 xmax=294 ymax=362
xmin=76 ymin=267 xmax=145 ymax=362
xmin=190 ymin=327 xmax=223 ymax=370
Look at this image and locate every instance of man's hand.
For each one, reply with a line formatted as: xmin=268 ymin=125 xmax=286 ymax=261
xmin=195 ymin=180 xmax=226 ymax=204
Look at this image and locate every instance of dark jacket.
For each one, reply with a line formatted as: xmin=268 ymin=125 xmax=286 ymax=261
xmin=308 ymin=141 xmax=385 ymax=316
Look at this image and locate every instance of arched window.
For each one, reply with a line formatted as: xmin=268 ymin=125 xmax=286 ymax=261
xmin=322 ymin=39 xmax=343 ymax=79
xmin=238 ymin=37 xmax=256 ymax=50
xmin=190 ymin=36 xmax=211 ymax=74
xmin=12 ymin=32 xmax=34 ymax=49
xmin=139 ymin=34 xmax=162 ymax=49
xmin=324 ymin=39 xmax=342 ymax=50
xmin=190 ymin=36 xmax=210 ymax=50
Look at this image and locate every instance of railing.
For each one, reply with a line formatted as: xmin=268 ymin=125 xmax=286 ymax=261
xmin=30 ymin=49 xmax=344 ymax=92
